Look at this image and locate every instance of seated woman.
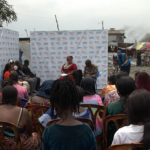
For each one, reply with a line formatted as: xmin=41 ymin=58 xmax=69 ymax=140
xmin=104 ymin=75 xmax=120 ymax=106
xmin=9 ymin=72 xmax=28 ymax=99
xmin=112 ymin=89 xmax=150 ymax=150
xmin=0 ymin=80 xmax=22 ymax=107
xmin=136 ymin=72 xmax=150 ymax=92
xmin=3 ymin=63 xmax=13 ymax=80
xmin=39 ymin=86 xmax=93 ymax=128
xmin=105 ymin=76 xmax=136 ymax=147
xmin=80 ymin=77 xmax=103 ymax=136
xmin=0 ymin=86 xmax=41 ymax=150
xmin=42 ymin=79 xmax=97 ymax=150
xmin=59 ymin=56 xmax=77 ymax=80
xmin=25 ymin=80 xmax=52 ymax=133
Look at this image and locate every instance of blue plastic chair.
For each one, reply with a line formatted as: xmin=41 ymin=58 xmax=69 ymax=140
xmin=92 ymin=71 xmax=100 ymax=94
xmin=102 ymin=97 xmax=105 ymax=103
xmin=1 ymin=76 xmax=3 ymax=81
xmin=21 ymin=98 xmax=29 ymax=108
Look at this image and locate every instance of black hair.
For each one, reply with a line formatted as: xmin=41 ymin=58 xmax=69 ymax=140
xmin=3 ymin=63 xmax=12 ymax=78
xmin=24 ymin=60 xmax=29 ymax=65
xmin=2 ymin=86 xmax=18 ymax=105
xmin=116 ymin=71 xmax=128 ymax=81
xmin=116 ymin=76 xmax=136 ymax=113
xmin=85 ymin=59 xmax=91 ymax=65
xmin=76 ymin=86 xmax=84 ymax=103
xmin=50 ymin=78 xmax=79 ymax=118
xmin=69 ymin=56 xmax=73 ymax=59
xmin=108 ymin=75 xmax=116 ymax=85
xmin=135 ymin=72 xmax=140 ymax=77
xmin=9 ymin=72 xmax=18 ymax=83
xmin=127 ymin=89 xmax=150 ymax=150
xmin=72 ymin=70 xmax=82 ymax=86
xmin=1 ymin=80 xmax=13 ymax=88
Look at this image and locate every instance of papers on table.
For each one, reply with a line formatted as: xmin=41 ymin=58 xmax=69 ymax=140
xmin=61 ymin=73 xmax=68 ymax=77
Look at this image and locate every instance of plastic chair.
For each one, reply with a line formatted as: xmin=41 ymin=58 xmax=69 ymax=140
xmin=92 ymin=71 xmax=100 ymax=94
xmin=21 ymin=98 xmax=29 ymax=108
xmin=1 ymin=76 xmax=3 ymax=81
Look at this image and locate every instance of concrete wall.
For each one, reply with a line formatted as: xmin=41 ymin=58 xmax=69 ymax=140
xmin=108 ymin=35 xmax=124 ymax=43
xmin=19 ymin=42 xmax=31 ymax=68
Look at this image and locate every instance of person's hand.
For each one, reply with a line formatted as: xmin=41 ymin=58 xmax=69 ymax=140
xmin=18 ymin=79 xmax=23 ymax=82
xmin=121 ymin=64 xmax=124 ymax=66
xmin=28 ymin=75 xmax=30 ymax=78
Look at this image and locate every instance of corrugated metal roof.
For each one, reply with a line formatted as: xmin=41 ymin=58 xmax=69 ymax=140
xmin=108 ymin=30 xmax=124 ymax=34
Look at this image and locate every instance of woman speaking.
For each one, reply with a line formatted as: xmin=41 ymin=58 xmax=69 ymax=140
xmin=59 ymin=56 xmax=77 ymax=80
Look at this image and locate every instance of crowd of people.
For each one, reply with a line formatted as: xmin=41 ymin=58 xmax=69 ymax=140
xmin=1 ymin=55 xmax=150 ymax=150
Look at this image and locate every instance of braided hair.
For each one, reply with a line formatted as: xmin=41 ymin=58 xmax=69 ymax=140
xmin=50 ymin=78 xmax=79 ymax=119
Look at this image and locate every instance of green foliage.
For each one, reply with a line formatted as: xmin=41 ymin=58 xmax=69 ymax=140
xmin=0 ymin=0 xmax=17 ymax=25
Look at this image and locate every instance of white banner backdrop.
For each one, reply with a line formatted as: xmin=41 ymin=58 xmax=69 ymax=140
xmin=0 ymin=28 xmax=19 ymax=80
xmin=30 ymin=30 xmax=108 ymax=89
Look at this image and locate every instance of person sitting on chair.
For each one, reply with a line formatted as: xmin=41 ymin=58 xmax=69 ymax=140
xmin=83 ymin=59 xmax=98 ymax=79
xmin=22 ymin=60 xmax=40 ymax=91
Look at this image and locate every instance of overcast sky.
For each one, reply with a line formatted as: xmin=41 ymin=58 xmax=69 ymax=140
xmin=4 ymin=0 xmax=150 ymax=42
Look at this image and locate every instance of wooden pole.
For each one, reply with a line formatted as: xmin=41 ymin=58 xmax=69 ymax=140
xmin=55 ymin=15 xmax=59 ymax=31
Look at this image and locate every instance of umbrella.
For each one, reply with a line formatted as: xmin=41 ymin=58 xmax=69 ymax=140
xmin=136 ymin=42 xmax=150 ymax=51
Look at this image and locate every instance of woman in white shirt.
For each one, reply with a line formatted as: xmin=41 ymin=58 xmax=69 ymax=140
xmin=112 ymin=89 xmax=150 ymax=150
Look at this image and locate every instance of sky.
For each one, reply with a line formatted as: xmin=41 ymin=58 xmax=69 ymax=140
xmin=3 ymin=0 xmax=150 ymax=42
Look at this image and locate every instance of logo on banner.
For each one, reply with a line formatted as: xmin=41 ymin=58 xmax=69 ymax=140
xmin=44 ymin=32 xmax=49 ymax=36
xmin=103 ymin=30 xmax=107 ymax=35
xmin=58 ymin=47 xmax=62 ymax=50
xmin=58 ymin=61 xmax=63 ymax=64
xmin=51 ymin=42 xmax=54 ymax=46
xmin=102 ymin=50 xmax=106 ymax=54
xmin=0 ymin=59 xmax=2 ymax=62
xmin=33 ymin=66 xmax=37 ymax=69
xmin=32 ymin=56 xmax=36 ymax=60
xmin=3 ymin=59 xmax=5 ymax=62
xmin=56 ymin=42 xmax=60 ymax=45
xmin=70 ymin=41 xmax=73 ymax=45
xmin=51 ymin=70 xmax=55 ymax=74
xmin=102 ymin=41 xmax=107 ymax=44
xmin=51 ymin=75 xmax=56 ymax=78
xmin=64 ymin=32 xmax=67 ymax=36
xmin=39 ymin=47 xmax=43 ymax=50
xmin=77 ymin=32 xmax=82 ymax=35
xmin=83 ymin=46 xmax=87 ymax=50
xmin=37 ymin=56 xmax=42 ymax=60
xmin=45 ymin=47 xmax=49 ymax=51
xmin=64 ymin=46 xmax=68 ymax=50
xmin=102 ymin=56 xmax=107 ymax=59
xmin=32 ymin=61 xmax=37 ymax=64
xmin=102 ymin=36 xmax=106 ymax=39
xmin=82 ymin=37 xmax=86 ymax=40
xmin=70 ymin=47 xmax=74 ymax=50
xmin=37 ymin=42 xmax=41 ymax=46
xmin=75 ymin=42 xmax=79 ymax=45
xmin=63 ymin=42 xmax=68 ymax=45
xmin=83 ymin=31 xmax=87 ymax=35
xmin=96 ymin=50 xmax=100 ymax=55
xmin=0 ymin=47 xmax=2 ymax=51
xmin=51 ymin=61 xmax=56 ymax=64
xmin=82 ymin=51 xmax=87 ymax=54
xmin=103 ymin=60 xmax=107 ymax=64
xmin=82 ymin=56 xmax=87 ymax=59
xmin=51 ymin=52 xmax=56 ymax=55
xmin=96 ymin=46 xmax=101 ymax=50
xmin=70 ymin=51 xmax=75 ymax=55
xmin=96 ymin=31 xmax=101 ymax=34
xmin=70 ymin=37 xmax=75 ymax=40
xmin=89 ymin=41 xmax=93 ymax=45
xmin=57 ymin=37 xmax=61 ymax=41
xmin=89 ymin=37 xmax=94 ymax=40
xmin=56 ymin=56 xmax=61 ymax=60
xmin=69 ymin=32 xmax=74 ymax=35
xmin=50 ymin=38 xmax=55 ymax=40
xmin=101 ymin=65 xmax=107 ymax=68
xmin=89 ymin=55 xmax=93 ymax=59
xmin=31 ymin=32 xmax=36 ymax=36
xmin=76 ymin=51 xmax=80 ymax=55
xmin=43 ymin=37 xmax=48 ymax=41
xmin=96 ymin=60 xmax=101 ymax=63
xmin=89 ymin=51 xmax=94 ymax=54
xmin=44 ymin=57 xmax=49 ymax=60
xmin=57 ymin=65 xmax=62 ymax=70
xmin=40 ymin=75 xmax=45 ymax=79
xmin=82 ymin=42 xmax=87 ymax=45
xmin=76 ymin=37 xmax=80 ymax=40
xmin=44 ymin=43 xmax=49 ymax=46
xmin=31 ymin=38 xmax=36 ymax=41
xmin=77 ymin=61 xmax=82 ymax=64
xmin=32 ymin=52 xmax=37 ymax=56
xmin=89 ymin=31 xmax=93 ymax=34
xmin=39 ymin=61 xmax=44 ymax=65
xmin=95 ymin=56 xmax=100 ymax=59
xmin=51 ymin=56 xmax=55 ymax=60
xmin=3 ymin=42 xmax=5 ymax=45
xmin=51 ymin=66 xmax=56 ymax=69
xmin=95 ymin=41 xmax=100 ymax=44
xmin=77 ymin=47 xmax=82 ymax=50
xmin=57 ymin=32 xmax=63 ymax=35
xmin=96 ymin=36 xmax=100 ymax=40
xmin=62 ymin=37 xmax=67 ymax=40
xmin=50 ymin=32 xmax=55 ymax=35
xmin=89 ymin=46 xmax=94 ymax=49
xmin=38 ymin=32 xmax=43 ymax=36
xmin=57 ymin=52 xmax=61 ymax=55
xmin=39 ymin=52 xmax=42 ymax=56
xmin=45 ymin=61 xmax=49 ymax=65
xmin=63 ymin=51 xmax=67 ymax=55
xmin=51 ymin=47 xmax=55 ymax=50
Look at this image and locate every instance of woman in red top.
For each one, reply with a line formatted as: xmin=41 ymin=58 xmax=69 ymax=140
xmin=3 ymin=63 xmax=13 ymax=80
xmin=59 ymin=56 xmax=77 ymax=80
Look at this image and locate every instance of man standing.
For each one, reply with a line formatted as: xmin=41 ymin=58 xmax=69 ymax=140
xmin=84 ymin=59 xmax=98 ymax=79
xmin=22 ymin=60 xmax=40 ymax=91
xmin=15 ymin=60 xmax=37 ymax=94
xmin=117 ymin=50 xmax=131 ymax=74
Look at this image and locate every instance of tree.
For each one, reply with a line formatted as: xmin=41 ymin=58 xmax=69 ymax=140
xmin=0 ymin=0 xmax=17 ymax=27
xmin=140 ymin=33 xmax=150 ymax=42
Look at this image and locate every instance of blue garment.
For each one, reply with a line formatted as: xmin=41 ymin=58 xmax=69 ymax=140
xmin=38 ymin=108 xmax=93 ymax=128
xmin=19 ymin=54 xmax=22 ymax=64
xmin=42 ymin=123 xmax=97 ymax=150
xmin=117 ymin=53 xmax=130 ymax=67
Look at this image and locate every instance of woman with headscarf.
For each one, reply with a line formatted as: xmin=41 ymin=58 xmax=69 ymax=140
xmin=80 ymin=77 xmax=103 ymax=136
xmin=59 ymin=56 xmax=77 ymax=80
